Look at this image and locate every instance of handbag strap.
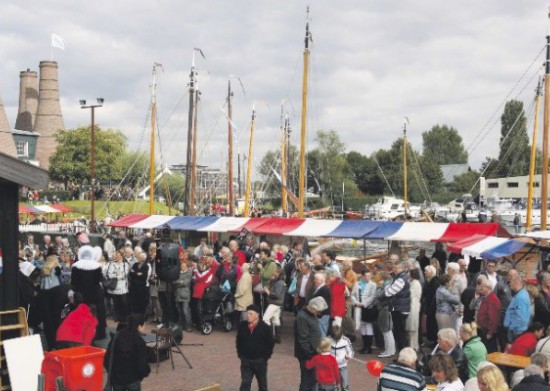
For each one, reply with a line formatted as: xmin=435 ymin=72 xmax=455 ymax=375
xmin=106 ymin=331 xmax=119 ymax=390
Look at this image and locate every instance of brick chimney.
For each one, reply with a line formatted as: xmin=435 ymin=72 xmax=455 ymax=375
xmin=34 ymin=61 xmax=64 ymax=170
xmin=15 ymin=69 xmax=38 ymax=132
xmin=0 ymin=89 xmax=17 ymax=157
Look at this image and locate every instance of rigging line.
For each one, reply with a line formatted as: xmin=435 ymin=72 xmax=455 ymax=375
xmin=96 ymin=103 xmax=152 ymax=217
xmin=465 ymin=44 xmax=545 ymax=153
xmin=372 ymin=154 xmax=395 ymax=197
xmin=411 ymin=149 xmax=432 ymax=203
xmin=467 ymin=63 xmax=543 ymax=157
xmin=488 ymin=98 xmax=536 ymax=178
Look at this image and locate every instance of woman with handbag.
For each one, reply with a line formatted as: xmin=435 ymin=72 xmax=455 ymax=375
xmin=104 ymin=249 xmax=131 ymax=323
xmin=351 ymin=270 xmax=377 ymax=354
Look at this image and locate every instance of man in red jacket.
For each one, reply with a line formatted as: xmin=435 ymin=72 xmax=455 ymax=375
xmin=476 ymin=277 xmax=502 ymax=353
xmin=56 ymin=303 xmax=98 ymax=349
xmin=229 ymin=240 xmax=247 ymax=267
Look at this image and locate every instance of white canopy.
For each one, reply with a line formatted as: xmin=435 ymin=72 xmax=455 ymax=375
xmin=284 ymin=219 xmax=342 ymax=237
xmin=197 ymin=217 xmax=250 ymax=232
xmin=385 ymin=222 xmax=449 ymax=242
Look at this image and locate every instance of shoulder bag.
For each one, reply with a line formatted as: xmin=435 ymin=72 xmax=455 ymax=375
xmin=103 ymin=262 xmax=118 ymax=291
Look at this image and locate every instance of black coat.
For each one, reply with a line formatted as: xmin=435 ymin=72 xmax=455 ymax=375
xmin=294 ymin=307 xmax=321 ymax=361
xmin=512 ymin=375 xmax=550 ymax=391
xmin=104 ymin=328 xmax=150 ymax=386
xmin=236 ymin=320 xmax=274 ymax=360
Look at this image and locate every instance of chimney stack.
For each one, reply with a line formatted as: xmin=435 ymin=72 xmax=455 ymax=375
xmin=15 ymin=68 xmax=38 ymax=132
xmin=34 ymin=61 xmax=64 ymax=170
xmin=0 ymin=88 xmax=17 ymax=157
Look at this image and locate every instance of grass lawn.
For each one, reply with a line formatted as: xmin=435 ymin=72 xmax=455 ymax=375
xmin=27 ymin=200 xmax=177 ymax=220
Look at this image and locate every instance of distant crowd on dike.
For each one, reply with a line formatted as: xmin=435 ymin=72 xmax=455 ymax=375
xmin=14 ymin=228 xmax=550 ymax=391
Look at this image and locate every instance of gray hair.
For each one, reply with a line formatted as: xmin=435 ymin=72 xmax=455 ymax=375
xmin=531 ymin=352 xmax=549 ymax=369
xmin=396 ymin=261 xmax=408 ymax=270
xmin=524 ymin=364 xmax=545 ymax=378
xmin=437 ymin=328 xmax=459 ymax=346
xmin=541 ymin=272 xmax=550 ymax=282
xmin=397 ymin=347 xmax=417 ymax=366
xmin=424 ymin=265 xmax=436 ymax=276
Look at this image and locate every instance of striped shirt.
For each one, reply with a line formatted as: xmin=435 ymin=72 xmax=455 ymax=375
xmin=377 ymin=363 xmax=427 ymax=391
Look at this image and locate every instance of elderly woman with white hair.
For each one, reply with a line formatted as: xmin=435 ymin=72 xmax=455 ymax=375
xmin=448 ymin=262 xmax=466 ymax=333
xmin=70 ymin=245 xmax=106 ymax=340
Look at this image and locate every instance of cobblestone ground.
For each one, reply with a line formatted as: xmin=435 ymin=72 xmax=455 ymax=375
xmin=138 ymin=312 xmax=384 ymax=391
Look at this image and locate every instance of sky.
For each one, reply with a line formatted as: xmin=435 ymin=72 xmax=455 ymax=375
xmin=1 ymin=0 xmax=550 ymax=180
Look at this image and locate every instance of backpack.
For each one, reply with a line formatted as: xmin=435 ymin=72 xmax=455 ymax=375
xmin=156 ymin=243 xmax=180 ymax=282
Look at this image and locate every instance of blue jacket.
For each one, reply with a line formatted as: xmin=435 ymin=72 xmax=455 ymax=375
xmin=504 ymin=288 xmax=530 ymax=333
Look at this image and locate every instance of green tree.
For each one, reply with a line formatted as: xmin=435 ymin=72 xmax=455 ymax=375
xmin=480 ymin=157 xmax=499 ymax=179
xmin=346 ymin=151 xmax=385 ymax=194
xmin=314 ymin=130 xmax=356 ymax=204
xmin=497 ymin=100 xmax=530 ymax=177
xmin=448 ymin=170 xmax=479 ymax=194
xmin=49 ymin=126 xmax=128 ymax=185
xmin=120 ymin=151 xmax=149 ymax=188
xmin=257 ymin=145 xmax=299 ymax=200
xmin=158 ymin=173 xmax=186 ymax=210
xmin=422 ymin=124 xmax=468 ymax=165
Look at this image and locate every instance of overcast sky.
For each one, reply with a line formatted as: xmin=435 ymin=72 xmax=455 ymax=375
xmin=1 ymin=0 xmax=549 ymax=179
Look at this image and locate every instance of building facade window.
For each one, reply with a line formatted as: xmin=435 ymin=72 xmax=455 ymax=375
xmin=15 ymin=141 xmax=28 ymax=157
xmin=507 ymin=182 xmax=519 ymax=188
xmin=488 ymin=183 xmax=499 ymax=188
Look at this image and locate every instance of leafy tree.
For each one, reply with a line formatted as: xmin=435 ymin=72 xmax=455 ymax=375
xmin=314 ymin=130 xmax=356 ymax=204
xmin=448 ymin=170 xmax=479 ymax=194
xmin=49 ymin=126 xmax=127 ymax=185
xmin=346 ymin=151 xmax=385 ymax=194
xmin=422 ymin=125 xmax=468 ymax=165
xmin=158 ymin=173 xmax=186 ymax=210
xmin=257 ymin=145 xmax=299 ymax=201
xmin=497 ymin=100 xmax=530 ymax=177
xmin=119 ymin=151 xmax=149 ymax=188
xmin=480 ymin=157 xmax=499 ymax=179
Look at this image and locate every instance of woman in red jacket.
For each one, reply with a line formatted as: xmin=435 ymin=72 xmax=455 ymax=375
xmin=328 ymin=271 xmax=347 ymax=326
xmin=56 ymin=302 xmax=98 ymax=349
xmin=507 ymin=322 xmax=545 ymax=356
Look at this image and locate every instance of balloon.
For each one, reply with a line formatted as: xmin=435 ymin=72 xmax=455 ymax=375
xmin=366 ymin=360 xmax=384 ymax=377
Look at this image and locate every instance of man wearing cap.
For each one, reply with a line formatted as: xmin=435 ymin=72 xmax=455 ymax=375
xmin=295 ymin=296 xmax=328 ymax=391
xmin=236 ymin=304 xmax=274 ymax=391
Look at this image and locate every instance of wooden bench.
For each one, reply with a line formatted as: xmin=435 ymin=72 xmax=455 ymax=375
xmin=487 ymin=352 xmax=530 ymax=369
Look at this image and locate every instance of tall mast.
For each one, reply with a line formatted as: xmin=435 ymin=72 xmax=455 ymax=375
xmin=542 ymin=36 xmax=550 ymax=230
xmin=227 ymin=80 xmax=234 ymax=216
xmin=184 ymin=59 xmax=196 ymax=215
xmin=238 ymin=152 xmax=242 ymax=198
xmin=298 ymin=8 xmax=311 ymax=218
xmin=403 ymin=119 xmax=408 ymax=215
xmin=527 ymin=79 xmax=543 ymax=231
xmin=184 ymin=48 xmax=205 ymax=216
xmin=281 ymin=105 xmax=288 ymax=215
xmin=244 ymin=106 xmax=256 ymax=217
xmin=149 ymin=63 xmax=160 ymax=215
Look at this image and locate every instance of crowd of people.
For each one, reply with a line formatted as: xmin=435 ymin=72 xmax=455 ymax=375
xmin=14 ymin=228 xmax=550 ymax=391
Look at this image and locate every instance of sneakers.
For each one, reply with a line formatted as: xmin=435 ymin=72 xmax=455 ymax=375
xmin=377 ymin=352 xmax=394 ymax=358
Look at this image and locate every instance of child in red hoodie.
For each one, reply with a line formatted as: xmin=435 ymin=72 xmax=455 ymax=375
xmin=306 ymin=337 xmax=341 ymax=391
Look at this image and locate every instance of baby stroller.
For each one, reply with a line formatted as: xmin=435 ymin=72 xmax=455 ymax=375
xmin=199 ymin=284 xmax=234 ymax=335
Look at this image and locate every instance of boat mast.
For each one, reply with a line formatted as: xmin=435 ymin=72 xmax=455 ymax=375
xmin=543 ymin=36 xmax=550 ymax=231
xmin=227 ymin=80 xmax=234 ymax=216
xmin=149 ymin=63 xmax=160 ymax=215
xmin=403 ymin=119 xmax=408 ymax=215
xmin=298 ymin=8 xmax=311 ymax=218
xmin=244 ymin=106 xmax=256 ymax=217
xmin=527 ymin=79 xmax=543 ymax=231
xmin=191 ymin=82 xmax=200 ymax=216
xmin=281 ymin=105 xmax=288 ymax=215
xmin=184 ymin=56 xmax=197 ymax=216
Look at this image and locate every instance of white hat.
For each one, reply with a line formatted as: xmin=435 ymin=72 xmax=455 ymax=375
xmin=308 ymin=297 xmax=328 ymax=312
xmin=78 ymin=245 xmax=94 ymax=261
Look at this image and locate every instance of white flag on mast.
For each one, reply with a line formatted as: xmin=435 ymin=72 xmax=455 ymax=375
xmin=51 ymin=34 xmax=65 ymax=51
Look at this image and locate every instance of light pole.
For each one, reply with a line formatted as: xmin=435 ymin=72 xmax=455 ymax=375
xmin=79 ymin=98 xmax=104 ymax=225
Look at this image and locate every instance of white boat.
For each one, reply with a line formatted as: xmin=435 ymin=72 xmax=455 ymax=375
xmin=364 ymin=196 xmax=421 ymax=220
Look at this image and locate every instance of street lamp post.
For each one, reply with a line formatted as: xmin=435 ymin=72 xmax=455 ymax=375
xmin=79 ymin=98 xmax=104 ymax=225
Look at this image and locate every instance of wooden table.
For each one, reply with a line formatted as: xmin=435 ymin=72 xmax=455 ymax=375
xmin=487 ymin=352 xmax=530 ymax=369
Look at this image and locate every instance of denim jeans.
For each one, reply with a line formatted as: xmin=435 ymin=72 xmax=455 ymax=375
xmin=176 ymin=300 xmax=192 ymax=329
